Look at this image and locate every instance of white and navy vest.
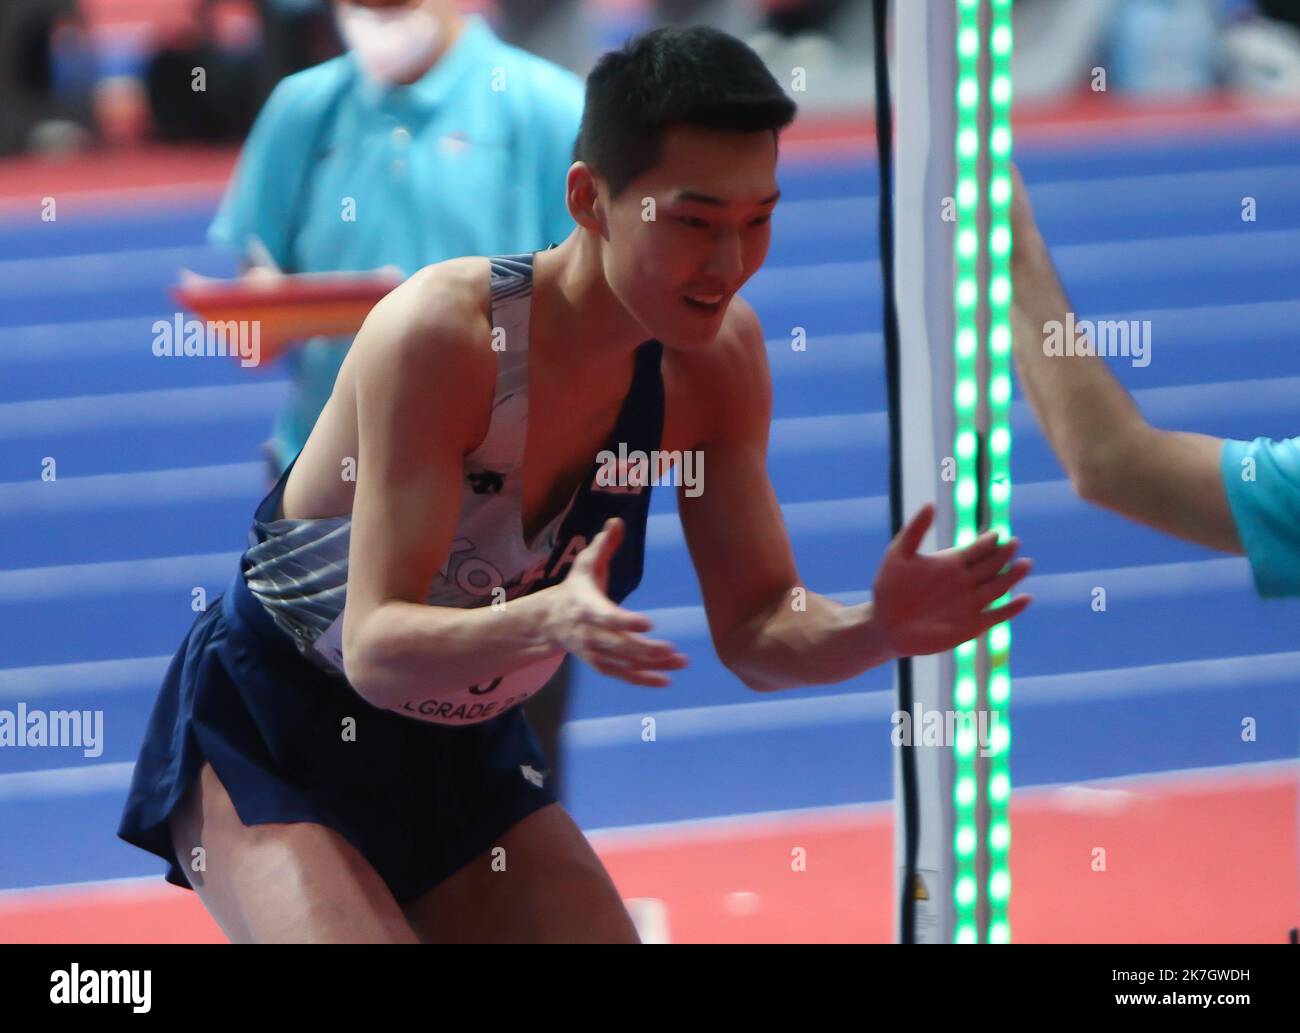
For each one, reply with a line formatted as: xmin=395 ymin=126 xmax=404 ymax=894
xmin=239 ymin=251 xmax=665 ymax=725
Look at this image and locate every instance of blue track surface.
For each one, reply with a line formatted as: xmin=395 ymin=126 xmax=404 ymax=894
xmin=1 ymin=127 xmax=1299 ymax=891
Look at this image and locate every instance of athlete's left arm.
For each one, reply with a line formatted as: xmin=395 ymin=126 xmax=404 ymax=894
xmin=678 ymin=299 xmax=1032 ymax=693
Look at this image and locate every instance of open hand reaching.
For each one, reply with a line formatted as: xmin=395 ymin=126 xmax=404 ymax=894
xmin=873 ymin=504 xmax=1032 ymax=658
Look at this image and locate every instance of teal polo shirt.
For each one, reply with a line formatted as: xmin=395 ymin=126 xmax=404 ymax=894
xmin=208 ymin=14 xmax=584 ymax=472
xmin=1220 ymin=436 xmax=1300 ymax=598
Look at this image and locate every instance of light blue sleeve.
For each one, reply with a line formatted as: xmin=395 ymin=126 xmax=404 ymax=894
xmin=207 ymin=66 xmax=341 ymax=271
xmin=1220 ymin=436 xmax=1300 ymax=598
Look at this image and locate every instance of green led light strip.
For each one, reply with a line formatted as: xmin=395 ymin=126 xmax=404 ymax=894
xmin=951 ymin=0 xmax=981 ymax=946
xmin=985 ymin=0 xmax=1015 ymax=946
xmin=951 ymin=0 xmax=1014 ymax=945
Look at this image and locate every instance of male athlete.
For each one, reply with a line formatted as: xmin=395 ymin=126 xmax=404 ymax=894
xmin=120 ymin=26 xmax=1032 ymax=943
xmin=1008 ymin=164 xmax=1300 ymax=595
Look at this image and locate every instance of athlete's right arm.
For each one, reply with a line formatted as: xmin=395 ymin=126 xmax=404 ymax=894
xmin=339 ymin=268 xmax=682 ymax=707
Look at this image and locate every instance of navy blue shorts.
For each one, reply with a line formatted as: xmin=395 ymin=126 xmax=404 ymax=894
xmin=117 ymin=565 xmax=558 ymax=905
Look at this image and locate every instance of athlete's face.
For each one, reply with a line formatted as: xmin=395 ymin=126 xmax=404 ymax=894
xmin=601 ymin=125 xmax=780 ymax=349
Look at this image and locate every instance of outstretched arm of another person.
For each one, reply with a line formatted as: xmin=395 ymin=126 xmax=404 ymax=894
xmin=1008 ymin=164 xmax=1243 ymax=555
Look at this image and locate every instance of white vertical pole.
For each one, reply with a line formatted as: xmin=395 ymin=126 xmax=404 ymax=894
xmin=892 ymin=0 xmax=958 ymax=945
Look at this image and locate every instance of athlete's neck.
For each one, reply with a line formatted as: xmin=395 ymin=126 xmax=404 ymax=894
xmin=529 ymin=233 xmax=649 ymax=385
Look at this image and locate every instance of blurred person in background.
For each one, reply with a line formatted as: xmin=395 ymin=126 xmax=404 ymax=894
xmin=1219 ymin=0 xmax=1300 ymax=96
xmin=746 ymin=0 xmax=856 ymax=76
xmin=494 ymin=0 xmax=863 ymax=82
xmin=207 ymin=0 xmax=585 ymax=799
xmin=145 ymin=0 xmax=268 ymax=142
xmin=145 ymin=0 xmax=343 ymax=143
xmin=1013 ymin=0 xmax=1300 ymax=104
xmin=254 ymin=0 xmax=345 ymax=90
xmin=0 ymin=0 xmax=98 ymax=155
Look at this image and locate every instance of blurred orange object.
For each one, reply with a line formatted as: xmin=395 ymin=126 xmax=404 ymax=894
xmin=171 ymin=269 xmax=404 ymax=365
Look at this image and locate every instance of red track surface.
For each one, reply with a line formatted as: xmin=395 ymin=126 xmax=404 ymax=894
xmin=3 ymin=768 xmax=1295 ymax=943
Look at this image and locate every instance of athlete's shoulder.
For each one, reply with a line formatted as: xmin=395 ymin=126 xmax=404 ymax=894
xmin=717 ymin=295 xmax=766 ymax=355
xmin=687 ymin=295 xmax=767 ymax=379
xmin=355 ymin=257 xmax=496 ymax=380
xmin=716 ymin=296 xmax=771 ymax=403
xmin=386 ymin=256 xmax=491 ymax=325
xmin=346 ymin=258 xmax=499 ymax=453
xmin=674 ymin=296 xmax=770 ymax=445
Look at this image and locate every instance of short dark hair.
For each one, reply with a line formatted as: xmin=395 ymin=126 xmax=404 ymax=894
xmin=573 ymin=26 xmax=799 ymax=200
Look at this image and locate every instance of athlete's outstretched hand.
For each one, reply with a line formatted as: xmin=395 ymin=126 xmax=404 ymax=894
xmin=544 ymin=517 xmax=689 ymax=687
xmin=873 ymin=504 xmax=1032 ymax=659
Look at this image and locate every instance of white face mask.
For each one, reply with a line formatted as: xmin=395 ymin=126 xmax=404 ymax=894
xmin=337 ymin=3 xmax=444 ymax=85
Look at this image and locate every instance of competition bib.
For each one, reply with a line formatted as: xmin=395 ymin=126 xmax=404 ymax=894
xmin=312 ymin=612 xmax=564 ymax=726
